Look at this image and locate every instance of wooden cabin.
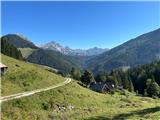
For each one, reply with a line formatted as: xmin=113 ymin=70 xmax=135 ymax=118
xmin=0 ymin=63 xmax=8 ymax=74
xmin=90 ymin=82 xmax=103 ymax=92
xmin=90 ymin=81 xmax=115 ymax=94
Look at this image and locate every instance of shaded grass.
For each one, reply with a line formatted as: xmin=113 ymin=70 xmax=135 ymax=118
xmin=113 ymin=106 xmax=160 ymax=120
xmin=85 ymin=106 xmax=160 ymax=120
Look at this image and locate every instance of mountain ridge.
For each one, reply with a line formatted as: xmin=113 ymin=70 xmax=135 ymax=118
xmin=85 ymin=28 xmax=160 ymax=73
xmin=1 ymin=28 xmax=160 ymax=74
xmin=1 ymin=34 xmax=38 ymax=49
xmin=41 ymin=41 xmax=109 ymax=56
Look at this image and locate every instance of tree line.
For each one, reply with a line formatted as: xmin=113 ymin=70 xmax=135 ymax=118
xmin=1 ymin=37 xmax=24 ymax=60
xmin=70 ymin=60 xmax=160 ymax=98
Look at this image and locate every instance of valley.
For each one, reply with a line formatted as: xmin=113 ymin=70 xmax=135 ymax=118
xmin=1 ymin=1 xmax=160 ymax=119
xmin=2 ymin=28 xmax=160 ymax=75
xmin=1 ymin=53 xmax=160 ymax=120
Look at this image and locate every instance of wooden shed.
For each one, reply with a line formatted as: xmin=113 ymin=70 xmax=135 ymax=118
xmin=0 ymin=63 xmax=8 ymax=74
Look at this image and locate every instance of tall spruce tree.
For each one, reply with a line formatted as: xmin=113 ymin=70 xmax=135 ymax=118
xmin=81 ymin=70 xmax=95 ymax=87
xmin=70 ymin=67 xmax=81 ymax=80
xmin=146 ymin=79 xmax=160 ymax=97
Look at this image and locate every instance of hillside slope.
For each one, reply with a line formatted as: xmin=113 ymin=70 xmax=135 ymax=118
xmin=1 ymin=34 xmax=38 ymax=49
xmin=2 ymin=81 xmax=160 ymax=120
xmin=86 ymin=28 xmax=160 ymax=73
xmin=1 ymin=54 xmax=65 ymax=96
xmin=27 ymin=49 xmax=81 ymax=73
xmin=1 ymin=55 xmax=160 ymax=120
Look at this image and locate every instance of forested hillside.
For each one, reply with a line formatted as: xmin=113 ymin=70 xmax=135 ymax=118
xmin=1 ymin=37 xmax=24 ymax=60
xmin=85 ymin=28 xmax=160 ymax=73
xmin=91 ymin=60 xmax=160 ymax=97
xmin=1 ymin=34 xmax=38 ymax=48
xmin=27 ymin=49 xmax=81 ymax=74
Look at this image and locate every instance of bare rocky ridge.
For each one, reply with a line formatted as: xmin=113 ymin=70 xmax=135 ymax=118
xmin=41 ymin=41 xmax=108 ymax=56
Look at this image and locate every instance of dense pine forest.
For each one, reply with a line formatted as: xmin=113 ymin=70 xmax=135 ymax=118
xmin=75 ymin=61 xmax=160 ymax=98
xmin=70 ymin=61 xmax=160 ymax=98
xmin=1 ymin=37 xmax=24 ymax=60
xmin=108 ymin=61 xmax=160 ymax=97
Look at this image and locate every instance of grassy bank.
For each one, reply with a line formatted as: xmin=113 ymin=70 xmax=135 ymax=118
xmin=1 ymin=54 xmax=64 ymax=96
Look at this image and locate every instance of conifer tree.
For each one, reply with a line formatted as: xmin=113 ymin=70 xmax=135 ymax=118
xmin=81 ymin=70 xmax=95 ymax=87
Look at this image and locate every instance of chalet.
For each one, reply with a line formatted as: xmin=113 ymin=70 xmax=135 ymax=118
xmin=102 ymin=81 xmax=115 ymax=94
xmin=90 ymin=81 xmax=115 ymax=94
xmin=90 ymin=82 xmax=103 ymax=92
xmin=0 ymin=63 xmax=8 ymax=74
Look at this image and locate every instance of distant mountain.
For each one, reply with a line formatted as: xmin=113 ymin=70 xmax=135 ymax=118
xmin=3 ymin=28 xmax=159 ymax=74
xmin=1 ymin=34 xmax=38 ymax=49
xmin=26 ymin=49 xmax=81 ymax=74
xmin=86 ymin=47 xmax=109 ymax=56
xmin=85 ymin=28 xmax=160 ymax=73
xmin=1 ymin=34 xmax=81 ymax=73
xmin=41 ymin=41 xmax=108 ymax=56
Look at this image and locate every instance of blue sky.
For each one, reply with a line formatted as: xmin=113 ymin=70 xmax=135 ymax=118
xmin=1 ymin=1 xmax=160 ymax=49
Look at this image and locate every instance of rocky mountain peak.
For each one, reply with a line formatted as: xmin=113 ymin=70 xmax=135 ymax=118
xmin=41 ymin=41 xmax=108 ymax=56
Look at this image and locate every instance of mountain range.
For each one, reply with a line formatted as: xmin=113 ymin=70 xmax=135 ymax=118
xmin=1 ymin=34 xmax=82 ymax=73
xmin=1 ymin=28 xmax=160 ymax=74
xmin=41 ymin=41 xmax=108 ymax=56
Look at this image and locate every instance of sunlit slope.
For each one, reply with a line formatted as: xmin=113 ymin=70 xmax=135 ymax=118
xmin=18 ymin=48 xmax=37 ymax=58
xmin=2 ymin=80 xmax=160 ymax=120
xmin=1 ymin=54 xmax=65 ymax=96
xmin=86 ymin=28 xmax=160 ymax=73
xmin=1 ymin=54 xmax=160 ymax=120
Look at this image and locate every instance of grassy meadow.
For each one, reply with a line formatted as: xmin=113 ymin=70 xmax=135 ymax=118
xmin=1 ymin=54 xmax=160 ymax=120
xmin=1 ymin=54 xmax=64 ymax=96
xmin=1 ymin=80 xmax=160 ymax=120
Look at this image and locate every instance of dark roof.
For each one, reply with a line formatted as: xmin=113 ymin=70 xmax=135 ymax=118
xmin=102 ymin=82 xmax=115 ymax=92
xmin=90 ymin=81 xmax=115 ymax=92
xmin=90 ymin=82 xmax=103 ymax=92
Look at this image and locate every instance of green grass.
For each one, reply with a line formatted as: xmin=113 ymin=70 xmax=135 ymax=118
xmin=1 ymin=54 xmax=160 ymax=120
xmin=18 ymin=48 xmax=36 ymax=58
xmin=1 ymin=80 xmax=160 ymax=120
xmin=1 ymin=54 xmax=64 ymax=96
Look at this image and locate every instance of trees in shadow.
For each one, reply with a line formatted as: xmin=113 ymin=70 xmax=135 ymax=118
xmin=84 ymin=106 xmax=160 ymax=120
